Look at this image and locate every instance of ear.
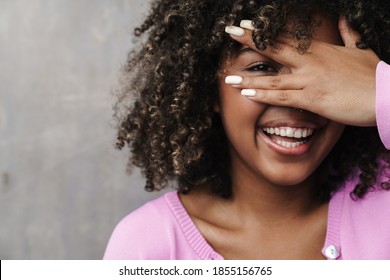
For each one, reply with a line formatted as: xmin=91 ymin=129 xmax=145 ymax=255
xmin=338 ymin=16 xmax=361 ymax=48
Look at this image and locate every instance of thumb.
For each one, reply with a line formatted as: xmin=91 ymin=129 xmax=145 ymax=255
xmin=338 ymin=16 xmax=361 ymax=48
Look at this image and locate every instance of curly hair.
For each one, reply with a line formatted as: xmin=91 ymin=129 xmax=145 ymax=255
xmin=115 ymin=0 xmax=390 ymax=200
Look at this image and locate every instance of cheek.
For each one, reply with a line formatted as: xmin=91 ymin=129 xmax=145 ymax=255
xmin=216 ymin=82 xmax=269 ymax=156
xmin=217 ymin=81 xmax=266 ymax=119
xmin=325 ymin=122 xmax=345 ymax=148
xmin=311 ymin=122 xmax=345 ymax=170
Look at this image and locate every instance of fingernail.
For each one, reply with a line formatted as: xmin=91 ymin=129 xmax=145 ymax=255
xmin=225 ymin=75 xmax=243 ymax=85
xmin=240 ymin=20 xmax=255 ymax=30
xmin=241 ymin=89 xmax=256 ymax=97
xmin=225 ymin=26 xmax=245 ymax=37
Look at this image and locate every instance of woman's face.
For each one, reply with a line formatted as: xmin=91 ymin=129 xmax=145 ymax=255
xmin=217 ymin=15 xmax=345 ymax=186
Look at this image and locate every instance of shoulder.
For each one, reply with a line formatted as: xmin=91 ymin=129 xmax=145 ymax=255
xmin=334 ymin=158 xmax=390 ymax=259
xmin=340 ymin=156 xmax=390 ymax=217
xmin=337 ymin=155 xmax=390 ymax=206
xmin=103 ymin=192 xmax=180 ymax=260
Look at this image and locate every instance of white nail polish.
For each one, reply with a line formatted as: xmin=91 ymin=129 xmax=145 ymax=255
xmin=225 ymin=75 xmax=243 ymax=85
xmin=240 ymin=20 xmax=255 ymax=30
xmin=241 ymin=89 xmax=256 ymax=97
xmin=225 ymin=26 xmax=245 ymax=37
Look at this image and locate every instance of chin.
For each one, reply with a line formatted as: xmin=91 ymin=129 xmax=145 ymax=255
xmin=261 ymin=165 xmax=319 ymax=187
xmin=270 ymin=175 xmax=312 ymax=187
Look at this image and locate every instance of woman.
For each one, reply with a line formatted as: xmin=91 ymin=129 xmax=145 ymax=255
xmin=104 ymin=0 xmax=390 ymax=260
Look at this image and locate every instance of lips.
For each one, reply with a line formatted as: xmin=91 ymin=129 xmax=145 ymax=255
xmin=252 ymin=105 xmax=328 ymax=154
xmin=255 ymin=115 xmax=327 ymax=155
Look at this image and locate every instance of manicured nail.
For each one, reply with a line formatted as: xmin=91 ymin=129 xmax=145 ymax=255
xmin=225 ymin=26 xmax=245 ymax=36
xmin=225 ymin=75 xmax=243 ymax=85
xmin=240 ymin=20 xmax=255 ymax=30
xmin=241 ymin=89 xmax=257 ymax=97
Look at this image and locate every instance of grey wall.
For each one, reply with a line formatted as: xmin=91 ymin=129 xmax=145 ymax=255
xmin=0 ymin=0 xmax=164 ymax=259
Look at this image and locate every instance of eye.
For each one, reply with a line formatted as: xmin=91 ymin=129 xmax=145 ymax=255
xmin=246 ymin=62 xmax=278 ymax=74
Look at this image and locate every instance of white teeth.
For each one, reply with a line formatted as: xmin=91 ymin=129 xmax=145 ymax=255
xmin=294 ymin=130 xmax=302 ymax=138
xmin=274 ymin=139 xmax=305 ymax=148
xmin=262 ymin=127 xmax=314 ymax=139
xmin=286 ymin=127 xmax=294 ymax=137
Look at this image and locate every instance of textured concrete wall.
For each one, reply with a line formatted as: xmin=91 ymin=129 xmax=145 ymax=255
xmin=0 ymin=0 xmax=164 ymax=259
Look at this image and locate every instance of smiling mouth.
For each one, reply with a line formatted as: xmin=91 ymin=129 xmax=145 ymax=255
xmin=261 ymin=126 xmax=315 ymax=149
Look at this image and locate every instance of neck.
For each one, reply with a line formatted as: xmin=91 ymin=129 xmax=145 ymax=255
xmin=229 ymin=164 xmax=325 ymax=225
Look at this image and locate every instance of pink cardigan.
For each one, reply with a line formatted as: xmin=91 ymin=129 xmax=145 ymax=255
xmin=104 ymin=61 xmax=390 ymax=260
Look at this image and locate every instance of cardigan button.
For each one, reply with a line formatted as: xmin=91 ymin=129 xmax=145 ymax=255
xmin=324 ymin=245 xmax=339 ymax=259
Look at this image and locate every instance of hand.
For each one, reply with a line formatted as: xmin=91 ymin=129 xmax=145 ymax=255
xmin=225 ymin=18 xmax=380 ymax=126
